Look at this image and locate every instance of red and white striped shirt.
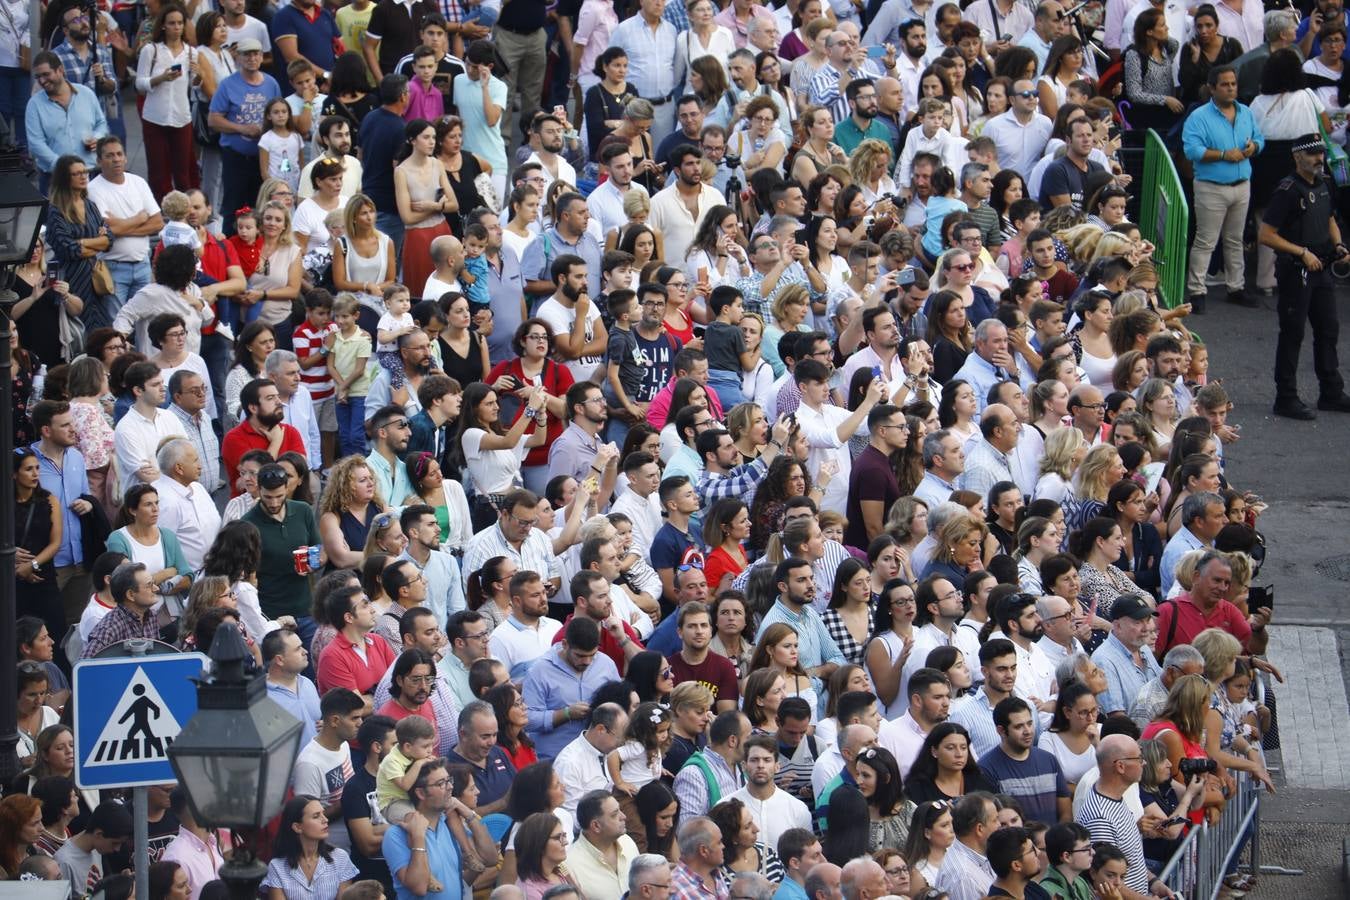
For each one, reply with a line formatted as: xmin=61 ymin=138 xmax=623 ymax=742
xmin=292 ymin=321 xmax=335 ymax=400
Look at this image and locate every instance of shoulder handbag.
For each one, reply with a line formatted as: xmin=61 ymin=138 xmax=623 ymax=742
xmin=91 ymin=258 xmax=116 ymax=296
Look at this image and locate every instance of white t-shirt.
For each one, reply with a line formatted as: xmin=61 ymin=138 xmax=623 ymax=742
xmin=377 ymin=311 xmax=416 ymax=352
xmin=292 ymin=739 xmax=354 ymax=849
xmin=259 ymin=129 xmax=305 ymax=189
xmin=293 ymin=196 xmax=347 ymax=255
xmin=225 ymin=15 xmax=271 ymax=52
xmin=462 ymin=427 xmax=528 ymax=494
xmin=86 ymin=173 xmax=160 ymax=262
xmin=535 ymin=295 xmax=604 ymax=383
xmin=422 ymin=273 xmax=459 ymax=303
xmin=793 ymin=401 xmax=852 ymax=512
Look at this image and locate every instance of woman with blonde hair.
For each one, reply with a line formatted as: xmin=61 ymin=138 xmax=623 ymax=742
xmin=739 ymin=312 xmax=775 ymax=408
xmin=1190 ymin=627 xmax=1277 ymax=793
xmin=1138 ymin=377 xmax=1179 ymax=450
xmin=1057 ymin=223 xmax=1104 ymax=264
xmin=885 ymin=497 xmax=928 ymax=581
xmin=1068 ymin=444 xmax=1127 ymax=529
xmin=726 ymin=402 xmax=768 ymax=463
xmin=331 ymin=193 xmax=397 ymax=335
xmin=1091 ymin=231 xmax=1139 ymax=264
xmin=849 ymin=139 xmax=897 ymax=206
xmin=1029 ymin=378 xmax=1070 ymax=437
xmin=318 ymin=456 xmax=389 ymax=570
xmin=762 ymin=284 xmax=812 ymax=377
xmin=919 ymin=514 xmax=988 ymax=584
xmin=1035 ymin=426 xmax=1087 ymax=503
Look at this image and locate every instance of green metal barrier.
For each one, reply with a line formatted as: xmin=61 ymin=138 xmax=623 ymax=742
xmin=1138 ymin=128 xmax=1188 ymax=309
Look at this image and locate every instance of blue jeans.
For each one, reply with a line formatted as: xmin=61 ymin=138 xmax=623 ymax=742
xmin=105 ymin=258 xmax=152 ymax=311
xmin=199 ymin=331 xmax=232 ymax=435
xmin=461 ymin=3 xmax=498 ymax=27
xmin=707 ymin=368 xmax=745 ymax=410
xmin=337 ymin=397 xmax=368 ymax=456
xmin=375 ymin=210 xmax=405 ymax=273
xmin=293 ymin=614 xmax=318 ymax=681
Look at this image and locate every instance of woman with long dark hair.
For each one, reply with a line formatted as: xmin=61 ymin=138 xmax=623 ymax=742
xmin=136 ymin=2 xmax=197 ymax=195
xmin=822 ymin=557 xmax=874 ymax=665
xmin=450 ymin=381 xmax=549 ymax=529
xmin=484 ymin=318 xmax=575 ymax=495
xmin=1122 ymin=9 xmax=1183 ymax=133
xmin=467 ymin=556 xmax=518 ymax=629
xmin=748 ymin=456 xmax=817 ymax=555
xmin=823 ymin=785 xmax=872 ymax=865
xmin=395 ymin=118 xmax=456 ymax=299
xmin=1109 ymin=478 xmax=1163 ymax=597
xmin=1178 ymin=4 xmax=1244 ymax=104
xmin=320 ymin=51 xmax=376 ymax=143
xmin=435 ymin=115 xmax=490 ymax=235
xmin=1037 ymin=36 xmax=1086 ymax=120
xmin=107 ymin=484 xmax=193 ymax=600
xmin=47 ymin=154 xmax=113 ymax=329
xmin=13 ymin=449 xmax=64 ymax=652
xmin=634 ymin=781 xmax=681 ymax=860
xmin=224 ymin=321 xmax=276 ymax=424
xmin=710 ymin=796 xmax=787 ymax=888
xmin=868 ymin=578 xmax=920 ymax=720
xmin=262 ymin=795 xmax=358 ymax=900
xmin=855 ymin=746 xmax=915 ymax=852
xmin=1038 ymin=680 xmax=1100 ymax=790
xmin=583 ymin=48 xmax=638 ymax=160
xmin=487 ymin=681 xmax=537 ymax=774
xmin=903 ymin=722 xmax=995 ymax=804
xmin=503 ymin=761 xmax=572 ymax=879
xmin=925 ymin=290 xmax=973 ymax=385
xmin=515 ymin=812 xmax=582 ymax=900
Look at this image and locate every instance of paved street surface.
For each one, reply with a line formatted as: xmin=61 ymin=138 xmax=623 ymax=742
xmin=1188 ymin=291 xmax=1350 ymax=898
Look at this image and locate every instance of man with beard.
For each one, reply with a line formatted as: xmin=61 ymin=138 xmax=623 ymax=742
xmin=543 ymin=194 xmax=604 ymax=298
xmin=835 ymin=78 xmax=893 ymax=155
xmin=223 ymin=379 xmax=306 ymax=494
xmin=548 ymin=382 xmax=615 ymax=484
xmin=756 ymin=558 xmax=845 ymax=683
xmin=26 ymin=51 xmax=106 ymax=189
xmin=365 ymin=327 xmax=437 ymax=421
xmin=555 ymin=569 xmax=645 ymax=675
xmin=50 ymin=6 xmax=120 ymax=141
xmin=398 ymin=505 xmax=465 ymax=627
xmin=298 ymin=117 xmax=364 ymax=199
xmin=526 ymin=114 xmax=577 ymax=189
xmin=993 ymin=593 xmax=1055 ymax=710
xmin=374 ymin=606 xmax=461 ymax=754
xmin=365 ymin=404 xmax=415 ymax=506
xmin=245 ymin=463 xmax=324 ymax=632
xmin=649 ymin=144 xmax=727 ymax=265
xmin=893 ymin=19 xmax=927 ymax=119
xmin=879 ymin=668 xmax=952 ymax=778
xmin=839 ymin=306 xmax=921 ymax=404
xmin=981 ymin=79 xmax=1053 ymax=179
xmin=537 ymin=254 xmax=608 ymax=383
xmin=978 ymin=697 xmax=1071 ymax=825
xmin=902 ymin=577 xmax=965 ymax=699
xmin=589 ymin=145 xmax=648 ymax=237
xmin=809 ymin=29 xmax=888 ymax=123
xmin=730 ymin=736 xmax=813 ymax=849
xmin=949 ymin=638 xmax=1020 ymax=758
xmin=378 ymin=649 xmax=443 ymax=749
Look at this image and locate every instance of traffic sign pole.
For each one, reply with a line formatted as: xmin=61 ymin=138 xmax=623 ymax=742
xmin=129 ymin=646 xmax=149 ymax=900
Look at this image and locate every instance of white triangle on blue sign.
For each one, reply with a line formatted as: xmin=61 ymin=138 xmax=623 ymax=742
xmin=83 ymin=666 xmax=184 ymax=768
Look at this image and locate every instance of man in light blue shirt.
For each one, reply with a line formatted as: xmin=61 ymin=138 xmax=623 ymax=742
xmin=952 ymin=320 xmax=1018 ymax=418
xmin=756 ymin=559 xmax=846 ymax=694
xmin=453 ymin=42 xmax=507 ymax=183
xmin=961 ymin=404 xmax=1018 ymax=499
xmin=522 ymin=617 xmax=621 ymax=758
xmin=399 ymin=505 xmax=466 ymax=627
xmin=1090 ymin=597 xmax=1163 ymax=716
xmin=1016 ymin=0 xmax=1067 ymax=70
xmin=914 ymin=429 xmax=964 ymax=509
xmin=267 ymin=350 xmax=323 ymax=472
xmin=366 ymin=403 xmax=415 ymax=506
xmin=31 ymin=401 xmax=93 ymax=620
xmin=664 ymin=406 xmax=714 ymax=484
xmin=263 ymin=628 xmax=322 ymax=746
xmin=1181 ymin=66 xmax=1263 ymax=307
xmin=1159 ymin=491 xmax=1226 ymax=595
xmin=773 ymin=830 xmax=825 ymax=900
xmin=27 ymin=51 xmax=107 ymax=185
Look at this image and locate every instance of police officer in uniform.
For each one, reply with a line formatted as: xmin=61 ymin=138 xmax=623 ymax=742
xmin=1258 ymin=132 xmax=1350 ymax=420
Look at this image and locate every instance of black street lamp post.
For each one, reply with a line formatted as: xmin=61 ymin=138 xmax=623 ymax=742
xmin=168 ymin=622 xmax=303 ymax=900
xmin=0 ymin=170 xmax=51 ymax=788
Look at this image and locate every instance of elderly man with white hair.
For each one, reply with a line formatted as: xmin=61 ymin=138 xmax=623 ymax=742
xmin=671 ymin=817 xmax=727 ymax=899
xmin=840 ymin=857 xmax=888 ymax=900
xmin=628 ymin=853 xmax=673 ymax=900
xmin=952 ymin=319 xmax=1019 ymax=416
xmin=1035 ymin=594 xmax=1086 ymax=668
xmin=152 ymin=438 xmax=222 ymax=573
xmin=265 ymin=349 xmax=322 ymax=473
xmin=423 ymin=235 xmax=463 ymax=303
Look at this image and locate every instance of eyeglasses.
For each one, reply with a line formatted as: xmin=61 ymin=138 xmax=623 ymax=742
xmin=751 ymin=114 xmax=776 ymax=124
xmin=641 ymin=884 xmax=672 ymax=892
xmin=426 ymin=777 xmax=453 ymax=789
xmin=179 ymin=385 xmax=207 ymax=395
xmin=549 ymin=832 xmax=568 ymax=842
xmin=163 ymin=329 xmax=188 ymax=339
xmin=509 ymin=512 xmax=539 ymax=529
xmin=524 ymin=332 xmax=550 ymax=341
xmin=387 ymin=419 xmax=410 ymax=430
xmin=64 ymin=13 xmax=89 ymax=23
xmin=462 ymin=630 xmax=491 ymax=642
xmin=885 ymin=866 xmax=909 ymax=877
xmin=403 ymin=674 xmax=435 ymax=685
xmin=1070 ymin=845 xmax=1095 ymax=855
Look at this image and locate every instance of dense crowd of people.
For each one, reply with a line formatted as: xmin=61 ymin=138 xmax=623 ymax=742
xmin=0 ymin=0 xmax=1320 ymax=896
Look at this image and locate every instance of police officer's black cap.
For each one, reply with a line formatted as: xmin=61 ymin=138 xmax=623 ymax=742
xmin=1292 ymin=134 xmax=1325 ymax=155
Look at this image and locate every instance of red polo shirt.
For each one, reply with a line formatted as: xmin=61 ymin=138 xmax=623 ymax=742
xmin=377 ymin=697 xmax=440 ymax=748
xmin=1155 ymin=592 xmax=1255 ymax=656
xmin=317 ymin=633 xmax=396 ymax=696
xmin=221 ymin=420 xmax=307 ymax=495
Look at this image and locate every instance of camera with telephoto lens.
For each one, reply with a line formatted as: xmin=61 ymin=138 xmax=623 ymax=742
xmin=1177 ymin=757 xmax=1218 ymax=781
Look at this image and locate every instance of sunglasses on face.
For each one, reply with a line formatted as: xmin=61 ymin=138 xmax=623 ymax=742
xmin=1015 ymin=89 xmax=1038 ymax=99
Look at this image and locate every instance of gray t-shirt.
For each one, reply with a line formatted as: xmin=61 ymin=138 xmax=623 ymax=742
xmin=704 ymin=320 xmax=746 ymax=375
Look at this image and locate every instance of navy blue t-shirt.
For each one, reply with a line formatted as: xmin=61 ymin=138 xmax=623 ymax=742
xmin=359 ymin=106 xmax=408 ymax=212
xmin=978 ymin=745 xmax=1069 ymax=826
xmin=634 ymin=328 xmax=680 ymax=401
xmin=651 ymin=522 xmax=704 ymax=575
xmin=270 ymin=5 xmax=341 ymax=83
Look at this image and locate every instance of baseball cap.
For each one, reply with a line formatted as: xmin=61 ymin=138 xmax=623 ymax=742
xmin=1110 ymin=595 xmax=1158 ymax=621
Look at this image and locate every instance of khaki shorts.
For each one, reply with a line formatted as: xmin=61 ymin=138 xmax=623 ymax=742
xmin=314 ymin=396 xmax=338 ymax=431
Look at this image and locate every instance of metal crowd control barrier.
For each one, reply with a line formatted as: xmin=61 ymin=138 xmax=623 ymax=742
xmin=1137 ymin=128 xmax=1189 ymax=310
xmin=1156 ymin=771 xmax=1301 ymax=899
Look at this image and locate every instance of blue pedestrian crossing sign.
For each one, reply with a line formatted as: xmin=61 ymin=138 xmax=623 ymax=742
xmin=73 ymin=654 xmax=208 ymax=789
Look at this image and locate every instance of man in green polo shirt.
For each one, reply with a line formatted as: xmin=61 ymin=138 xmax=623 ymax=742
xmin=835 ymin=78 xmax=893 ymax=157
xmin=243 ymin=463 xmax=323 ymax=640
